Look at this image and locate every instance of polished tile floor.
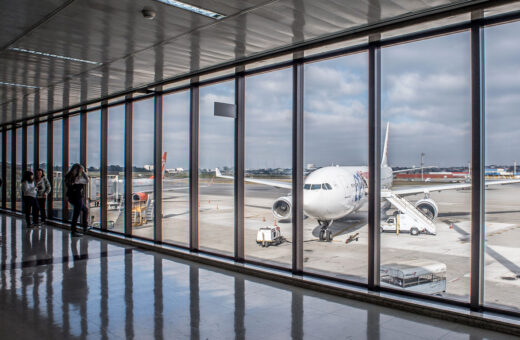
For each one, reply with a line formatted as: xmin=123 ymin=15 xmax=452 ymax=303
xmin=0 ymin=214 xmax=516 ymax=340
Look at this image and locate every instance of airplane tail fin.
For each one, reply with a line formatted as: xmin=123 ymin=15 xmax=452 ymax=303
xmin=161 ymin=152 xmax=167 ymax=178
xmin=382 ymin=122 xmax=390 ymax=167
xmin=215 ymin=168 xmax=222 ymax=177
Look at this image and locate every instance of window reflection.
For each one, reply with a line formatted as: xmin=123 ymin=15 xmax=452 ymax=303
xmin=132 ymin=99 xmax=155 ymax=240
xmin=87 ymin=111 xmax=101 ymax=229
xmin=107 ymin=106 xmax=125 ymax=232
xmin=15 ymin=128 xmax=22 ymax=211
xmin=304 ymin=52 xmax=369 ymax=282
xmin=199 ymin=80 xmax=235 ymax=255
xmin=380 ymin=32 xmax=471 ymax=300
xmin=162 ymin=91 xmax=190 ymax=246
xmin=245 ymin=68 xmax=292 ymax=267
xmin=52 ymin=120 xmax=63 ymax=219
xmin=484 ymin=21 xmax=520 ymax=312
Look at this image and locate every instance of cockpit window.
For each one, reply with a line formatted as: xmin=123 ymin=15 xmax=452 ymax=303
xmin=325 ymin=183 xmax=332 ymax=190
xmin=304 ymin=184 xmax=311 ymax=190
xmin=311 ymin=184 xmax=321 ymax=190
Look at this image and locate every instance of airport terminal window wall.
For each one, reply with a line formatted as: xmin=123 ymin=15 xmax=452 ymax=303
xmin=162 ymin=90 xmax=190 ymax=246
xmin=87 ymin=110 xmax=101 ymax=229
xmin=52 ymin=119 xmax=63 ymax=219
xmin=107 ymin=105 xmax=125 ymax=233
xmin=380 ymin=32 xmax=471 ymax=301
xmin=3 ymin=13 xmax=520 ymax=319
xmin=15 ymin=127 xmax=22 ymax=211
xmin=245 ymin=67 xmax=293 ymax=267
xmin=199 ymin=80 xmax=235 ymax=256
xmin=131 ymin=98 xmax=155 ymax=240
xmin=39 ymin=122 xmax=47 ymax=170
xmin=304 ymin=52 xmax=369 ymax=282
xmin=484 ymin=20 xmax=520 ymax=312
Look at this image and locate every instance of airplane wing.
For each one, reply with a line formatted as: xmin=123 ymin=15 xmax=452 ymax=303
xmin=215 ymin=168 xmax=292 ymax=190
xmin=389 ymin=179 xmax=520 ymax=196
xmin=392 ymin=166 xmax=437 ymax=174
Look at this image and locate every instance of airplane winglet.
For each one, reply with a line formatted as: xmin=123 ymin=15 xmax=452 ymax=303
xmin=382 ymin=122 xmax=390 ymax=167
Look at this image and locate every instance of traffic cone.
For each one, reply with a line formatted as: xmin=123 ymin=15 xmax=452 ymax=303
xmin=262 ymin=217 xmax=266 ymax=222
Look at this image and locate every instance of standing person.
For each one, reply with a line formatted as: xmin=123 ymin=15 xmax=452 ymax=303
xmin=65 ymin=164 xmax=89 ymax=237
xmin=35 ymin=168 xmax=51 ymax=225
xmin=21 ymin=171 xmax=39 ymax=227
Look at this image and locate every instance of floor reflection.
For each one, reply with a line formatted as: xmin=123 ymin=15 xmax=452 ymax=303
xmin=0 ymin=214 xmax=515 ymax=339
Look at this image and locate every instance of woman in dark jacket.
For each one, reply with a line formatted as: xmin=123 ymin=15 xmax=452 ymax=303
xmin=65 ymin=164 xmax=89 ymax=237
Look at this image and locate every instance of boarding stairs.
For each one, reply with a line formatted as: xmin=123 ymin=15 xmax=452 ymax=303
xmin=146 ymin=199 xmax=154 ymax=222
xmin=381 ymin=190 xmax=436 ymax=235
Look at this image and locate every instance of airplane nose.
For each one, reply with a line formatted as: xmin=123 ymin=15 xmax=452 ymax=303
xmin=303 ymin=190 xmax=322 ymax=217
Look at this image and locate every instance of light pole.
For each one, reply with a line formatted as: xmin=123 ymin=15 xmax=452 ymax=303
xmin=421 ymin=152 xmax=425 ymax=181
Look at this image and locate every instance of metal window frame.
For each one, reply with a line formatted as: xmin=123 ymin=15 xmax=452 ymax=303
xmin=234 ymin=72 xmax=245 ymax=261
xmin=47 ymin=119 xmax=53 ymax=218
xmin=80 ymin=108 xmax=87 ymax=226
xmin=21 ymin=123 xmax=27 ymax=176
xmin=1 ymin=127 xmax=6 ymax=208
xmin=292 ymin=60 xmax=304 ymax=275
xmin=154 ymin=92 xmax=163 ymax=242
xmin=100 ymin=104 xmax=108 ymax=230
xmin=124 ymin=97 xmax=133 ymax=236
xmin=470 ymin=19 xmax=485 ymax=312
xmin=368 ymin=41 xmax=382 ymax=290
xmin=62 ymin=114 xmax=69 ymax=220
xmin=11 ymin=127 xmax=16 ymax=211
xmin=189 ymin=83 xmax=199 ymax=251
xmin=34 ymin=120 xmax=39 ymax=174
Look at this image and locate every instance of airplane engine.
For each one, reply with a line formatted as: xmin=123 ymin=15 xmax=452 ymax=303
xmin=133 ymin=192 xmax=149 ymax=202
xmin=272 ymin=196 xmax=292 ymax=220
xmin=415 ymin=198 xmax=438 ymax=220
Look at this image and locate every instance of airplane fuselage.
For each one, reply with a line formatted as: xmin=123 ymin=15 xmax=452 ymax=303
xmin=303 ymin=165 xmax=393 ymax=221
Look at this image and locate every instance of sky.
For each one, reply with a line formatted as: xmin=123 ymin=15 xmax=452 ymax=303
xmin=29 ymin=20 xmax=520 ymax=169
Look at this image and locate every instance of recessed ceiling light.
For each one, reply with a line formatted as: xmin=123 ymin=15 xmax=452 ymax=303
xmin=0 ymin=81 xmax=39 ymax=89
xmin=154 ymin=0 xmax=225 ymax=20
xmin=9 ymin=47 xmax=101 ymax=65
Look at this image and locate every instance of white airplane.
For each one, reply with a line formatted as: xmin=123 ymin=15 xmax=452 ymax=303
xmin=216 ymin=123 xmax=520 ymax=241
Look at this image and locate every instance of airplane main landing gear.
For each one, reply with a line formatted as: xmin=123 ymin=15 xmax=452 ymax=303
xmin=318 ymin=220 xmax=333 ymax=242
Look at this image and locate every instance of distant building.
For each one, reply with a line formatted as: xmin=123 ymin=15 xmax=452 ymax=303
xmin=144 ymin=165 xmax=154 ymax=171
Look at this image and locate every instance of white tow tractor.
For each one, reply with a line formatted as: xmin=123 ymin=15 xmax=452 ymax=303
xmin=381 ymin=212 xmax=431 ymax=236
xmin=256 ymin=226 xmax=284 ymax=247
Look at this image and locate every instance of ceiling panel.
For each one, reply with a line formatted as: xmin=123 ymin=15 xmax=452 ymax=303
xmin=0 ymin=0 xmax=510 ymax=124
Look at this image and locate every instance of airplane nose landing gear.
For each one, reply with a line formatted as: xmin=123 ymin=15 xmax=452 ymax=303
xmin=318 ymin=220 xmax=333 ymax=242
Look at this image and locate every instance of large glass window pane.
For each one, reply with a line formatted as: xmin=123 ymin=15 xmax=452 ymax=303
xmin=39 ymin=123 xmax=47 ymax=170
xmin=52 ymin=120 xmax=63 ymax=219
xmin=27 ymin=125 xmax=34 ymax=172
xmin=484 ymin=21 xmax=520 ymax=312
xmin=67 ymin=115 xmax=81 ymax=219
xmin=244 ymin=68 xmax=292 ymax=267
xmin=199 ymin=80 xmax=235 ymax=255
xmin=162 ymin=91 xmax=190 ymax=246
xmin=87 ymin=110 xmax=101 ymax=229
xmin=6 ymin=130 xmax=11 ymax=208
xmin=107 ymin=105 xmax=125 ymax=232
xmin=304 ymin=53 xmax=369 ymax=281
xmin=69 ymin=115 xmax=80 ymax=166
xmin=15 ymin=127 xmax=22 ymax=211
xmin=132 ymin=99 xmax=155 ymax=240
xmin=380 ymin=32 xmax=471 ymax=300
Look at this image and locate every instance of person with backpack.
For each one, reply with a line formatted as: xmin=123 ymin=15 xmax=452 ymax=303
xmin=21 ymin=171 xmax=39 ymax=227
xmin=65 ymin=164 xmax=89 ymax=237
xmin=35 ymin=168 xmax=52 ymax=224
